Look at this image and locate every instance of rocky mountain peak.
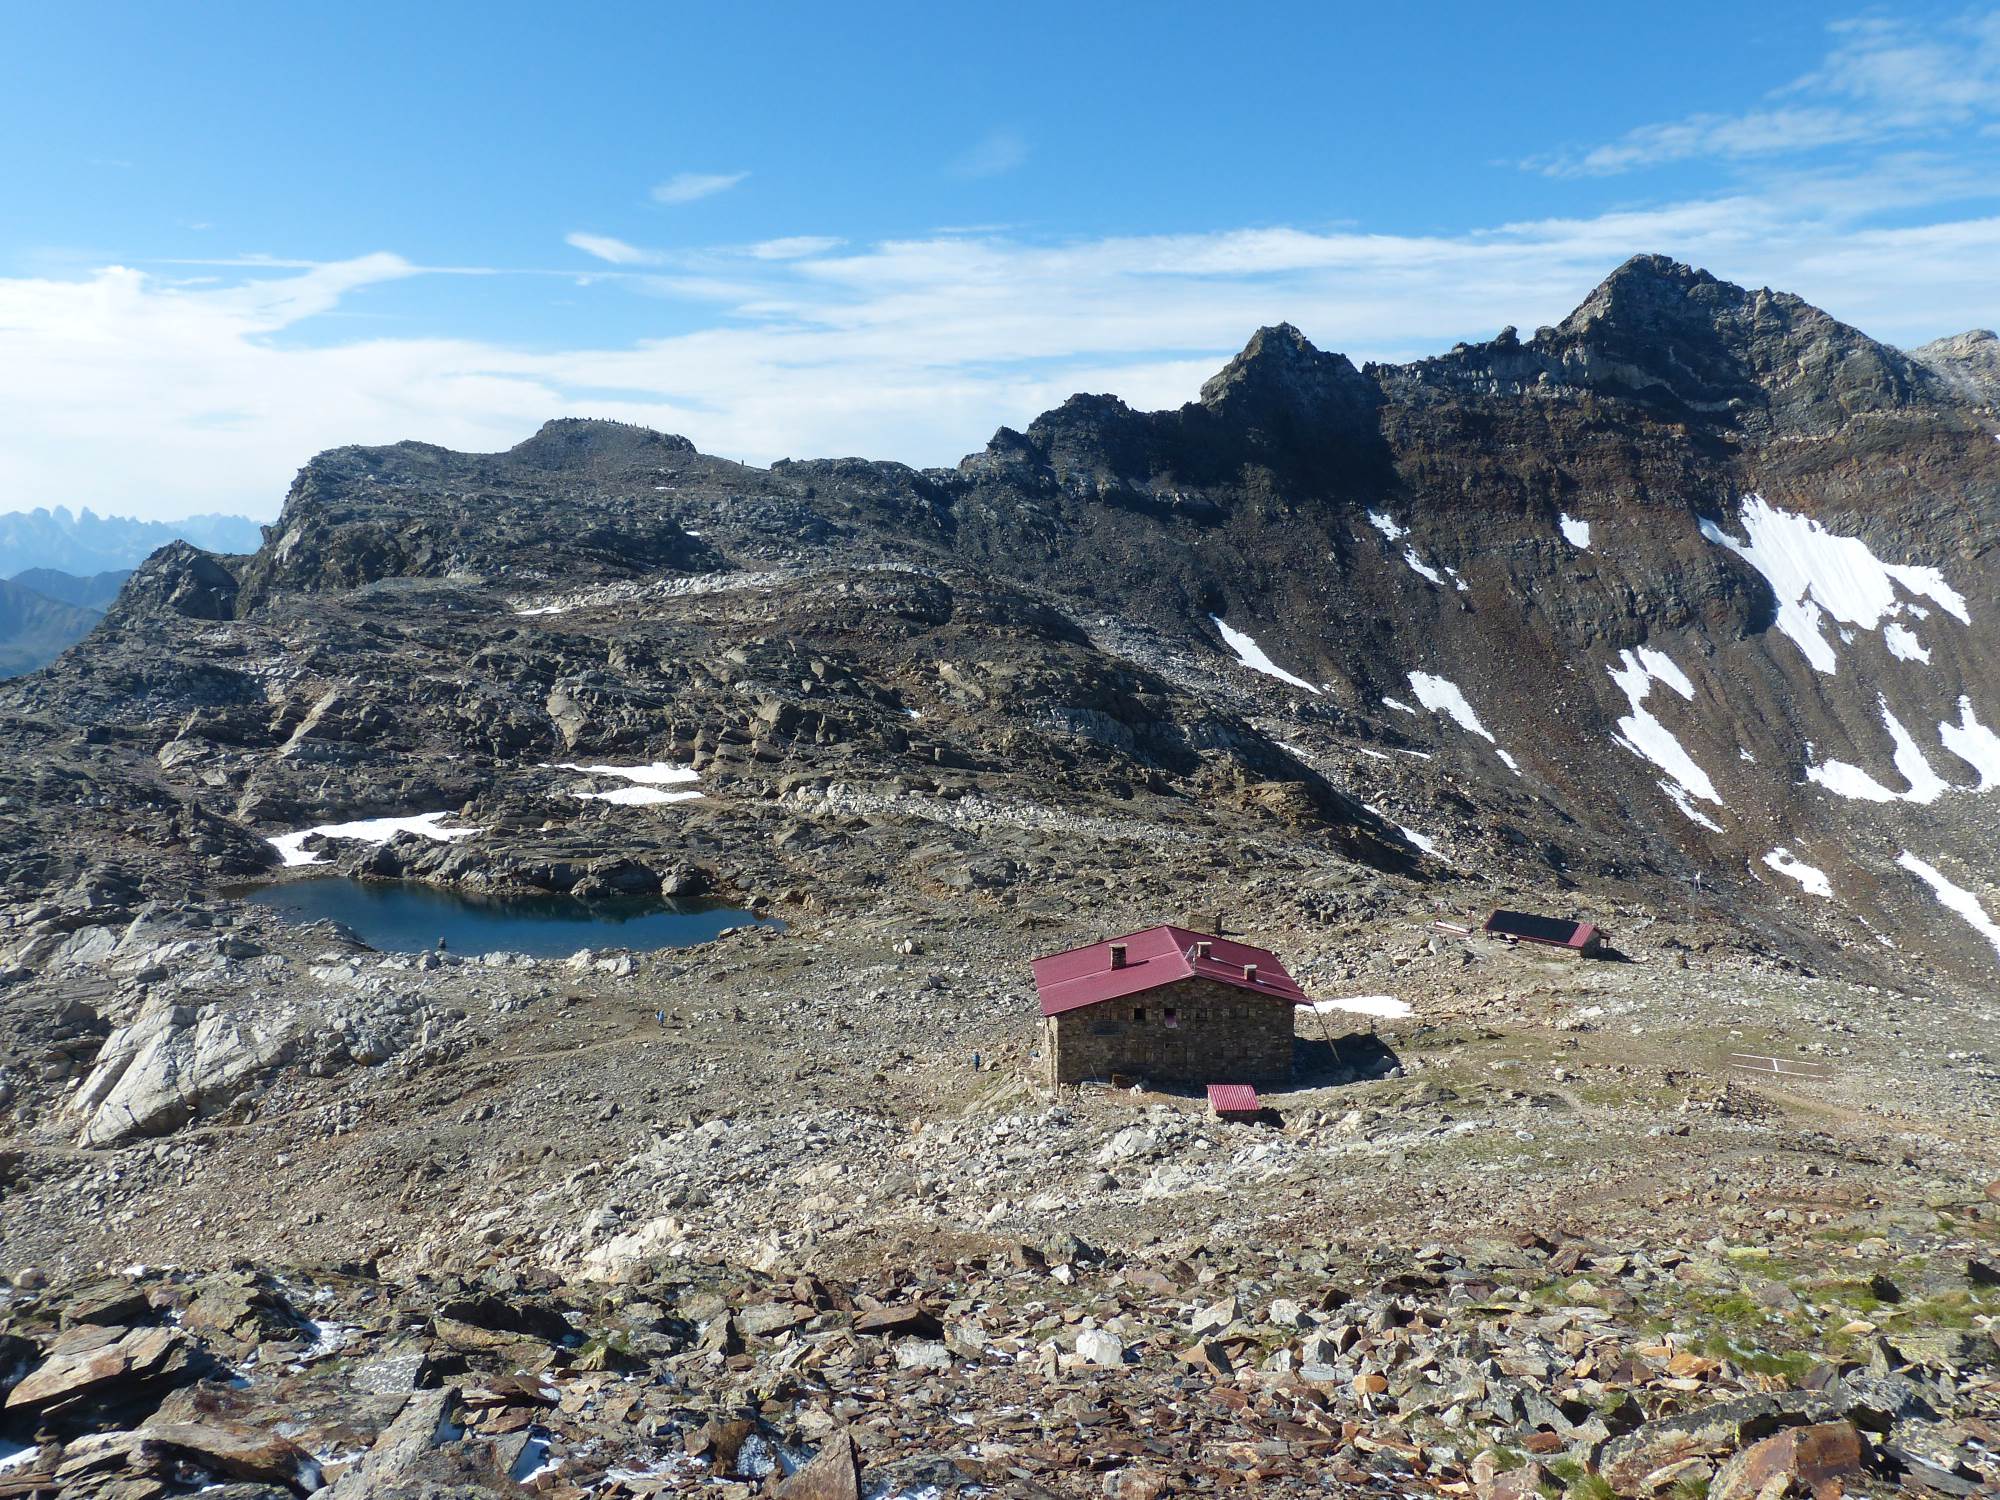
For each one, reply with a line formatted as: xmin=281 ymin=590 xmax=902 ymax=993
xmin=506 ymin=417 xmax=697 ymax=470
xmin=1558 ymin=254 xmax=1721 ymax=330
xmin=1524 ymin=253 xmax=1936 ymax=428
xmin=1197 ymin=323 xmax=1374 ymax=418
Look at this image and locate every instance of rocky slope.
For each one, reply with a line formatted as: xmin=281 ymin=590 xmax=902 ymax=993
xmin=1 ymin=255 xmax=1998 ymax=1496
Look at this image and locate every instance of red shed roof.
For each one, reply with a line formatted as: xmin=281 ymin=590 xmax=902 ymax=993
xmin=1031 ymin=926 xmax=1310 ymax=1017
xmin=1207 ymin=1083 xmax=1261 ymax=1115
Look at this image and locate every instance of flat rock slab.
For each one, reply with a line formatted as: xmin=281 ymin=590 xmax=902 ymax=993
xmin=4 ymin=1325 xmax=192 ymax=1415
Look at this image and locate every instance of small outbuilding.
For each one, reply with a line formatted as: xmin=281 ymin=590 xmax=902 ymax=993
xmin=1483 ymin=908 xmax=1604 ymax=955
xmin=1031 ymin=926 xmax=1309 ymax=1089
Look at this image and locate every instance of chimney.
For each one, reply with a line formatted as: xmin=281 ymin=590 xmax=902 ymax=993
xmin=1194 ymin=941 xmax=1212 ymax=959
xmin=1109 ymin=943 xmax=1127 ymax=969
xmin=1244 ymin=963 xmax=1259 ymax=984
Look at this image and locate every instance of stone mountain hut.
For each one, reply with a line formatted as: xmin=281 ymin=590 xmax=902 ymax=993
xmin=1030 ymin=926 xmax=1310 ymax=1089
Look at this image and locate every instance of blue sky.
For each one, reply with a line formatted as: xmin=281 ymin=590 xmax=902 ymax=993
xmin=3 ymin=2 xmax=1999 ymax=519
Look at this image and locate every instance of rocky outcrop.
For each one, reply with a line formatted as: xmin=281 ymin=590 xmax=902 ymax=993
xmin=100 ymin=541 xmax=240 ymax=624
xmin=68 ymin=996 xmax=298 ymax=1147
xmin=1912 ymin=327 xmax=2000 ymax=406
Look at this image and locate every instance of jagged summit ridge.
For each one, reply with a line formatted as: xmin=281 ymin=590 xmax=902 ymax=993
xmin=1374 ymin=252 xmax=1943 ymax=432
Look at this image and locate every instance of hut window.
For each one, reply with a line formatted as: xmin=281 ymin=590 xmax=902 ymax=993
xmin=1133 ymin=1006 xmax=1147 ymax=1024
xmin=1164 ymin=1007 xmax=1179 ymax=1028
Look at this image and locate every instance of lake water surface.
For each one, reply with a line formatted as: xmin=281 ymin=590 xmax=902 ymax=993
xmin=244 ymin=877 xmax=781 ymax=957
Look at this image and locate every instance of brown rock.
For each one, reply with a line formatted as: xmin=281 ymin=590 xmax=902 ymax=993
xmin=138 ymin=1420 xmax=321 ymax=1490
xmin=4 ymin=1326 xmax=193 ymax=1415
xmin=852 ymin=1303 xmax=943 ymax=1340
xmin=1710 ymin=1421 xmax=1864 ymax=1500
xmin=1478 ymin=1460 xmax=1547 ymax=1500
xmin=1107 ymin=1465 xmax=1173 ymax=1500
xmin=686 ymin=1416 xmax=756 ymax=1475
xmin=1179 ymin=1339 xmax=1235 ymax=1376
xmin=61 ymin=1278 xmax=154 ymax=1329
xmin=775 ymin=1430 xmax=861 ymax=1500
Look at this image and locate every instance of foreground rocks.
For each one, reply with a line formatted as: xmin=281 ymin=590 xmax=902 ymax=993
xmin=1 ymin=1213 xmax=1993 ymax=1498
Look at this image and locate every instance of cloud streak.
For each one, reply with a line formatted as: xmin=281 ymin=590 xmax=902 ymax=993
xmin=1533 ymin=10 xmax=2000 ymax=176
xmin=650 ymin=170 xmax=748 ymax=205
xmin=565 ymin=232 xmax=661 ymax=266
xmin=948 ymin=128 xmax=1028 ymax=179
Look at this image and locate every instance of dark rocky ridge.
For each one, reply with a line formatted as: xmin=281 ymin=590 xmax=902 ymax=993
xmin=4 ymin=253 xmax=1999 ymax=983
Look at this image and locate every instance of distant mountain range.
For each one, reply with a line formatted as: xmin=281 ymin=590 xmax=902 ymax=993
xmin=0 ymin=506 xmax=263 ymax=576
xmin=0 ymin=576 xmax=103 ymax=678
xmin=10 ymin=566 xmax=131 ymax=611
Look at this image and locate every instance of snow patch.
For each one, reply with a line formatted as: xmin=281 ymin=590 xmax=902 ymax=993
xmin=574 ymin=786 xmax=704 ymax=807
xmin=1401 ymin=548 xmax=1444 ymax=586
xmin=1443 ymin=565 xmax=1469 ymax=593
xmin=1382 ymin=697 xmax=1416 ymax=714
xmin=1763 ymin=848 xmax=1833 ymax=899
xmin=1408 ymin=672 xmax=1522 ymax=775
xmin=1698 ymin=495 xmax=1970 ymax=674
xmin=1211 ymin=615 xmax=1320 ymax=694
xmin=1605 ymin=648 xmax=1722 ymax=822
xmin=1805 ymin=699 xmax=1949 ymax=804
xmin=1408 ymin=673 xmax=1496 ymax=742
xmin=1364 ymin=802 xmax=1444 ymax=859
xmin=1365 ymin=510 xmax=1408 ymax=541
xmin=510 ymin=1431 xmax=560 ymax=1484
xmin=1313 ymin=995 xmax=1412 ymax=1019
xmin=1558 ymin=514 xmax=1592 ymax=549
xmin=1662 ymin=784 xmax=1722 ymax=832
xmin=552 ymin=761 xmax=699 ymax=785
xmin=1938 ymin=696 xmax=2000 ymax=789
xmin=1397 ymin=825 xmax=1442 ymax=857
xmin=268 ymin=812 xmax=480 ymax=869
xmin=1882 ymin=622 xmax=1930 ymax=663
xmin=1898 ymin=852 xmax=2000 ymax=961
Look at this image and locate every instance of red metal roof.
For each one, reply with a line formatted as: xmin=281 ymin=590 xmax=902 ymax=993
xmin=1207 ymin=1083 xmax=1261 ymax=1115
xmin=1031 ymin=926 xmax=1310 ymax=1017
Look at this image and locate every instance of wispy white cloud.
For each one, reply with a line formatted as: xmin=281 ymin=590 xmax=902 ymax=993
xmin=565 ymin=232 xmax=661 ymax=266
xmin=746 ymin=235 xmax=845 ymax=260
xmin=948 ymin=128 xmax=1028 ymax=179
xmin=1533 ymin=9 xmax=2000 ymax=176
xmin=650 ymin=170 xmax=748 ymax=205
xmin=5 ymin=170 xmax=2000 ymax=522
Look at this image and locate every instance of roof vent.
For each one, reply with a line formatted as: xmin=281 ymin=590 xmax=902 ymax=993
xmin=1109 ymin=942 xmax=1128 ymax=970
xmin=1243 ymin=962 xmax=1259 ymax=984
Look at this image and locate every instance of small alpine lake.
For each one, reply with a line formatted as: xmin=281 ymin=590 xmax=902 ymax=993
xmin=243 ymin=877 xmax=781 ymax=958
